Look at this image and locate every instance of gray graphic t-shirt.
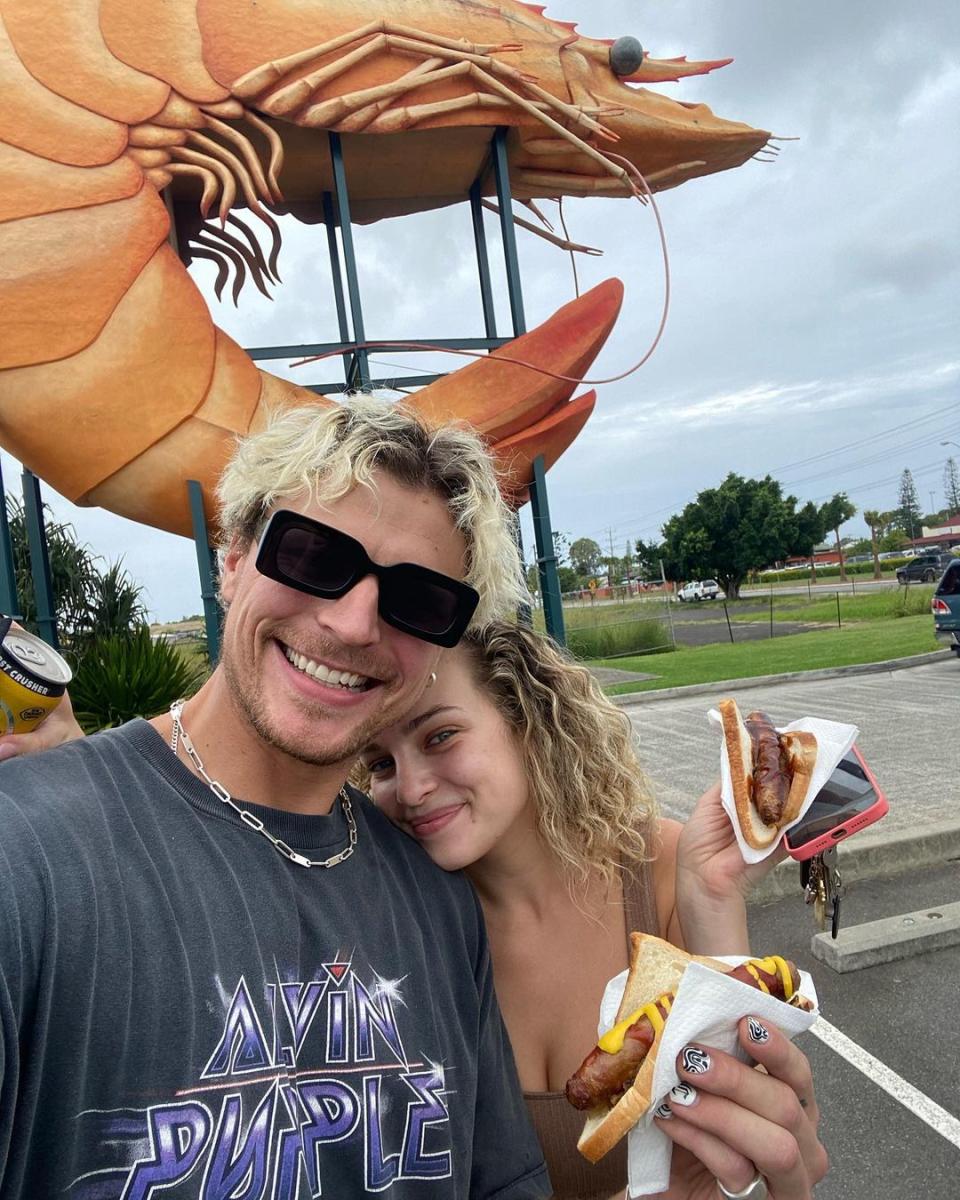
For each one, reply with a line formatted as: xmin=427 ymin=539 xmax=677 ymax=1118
xmin=0 ymin=721 xmax=549 ymax=1199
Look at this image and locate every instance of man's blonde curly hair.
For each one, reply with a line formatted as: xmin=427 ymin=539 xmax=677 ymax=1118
xmin=460 ymin=621 xmax=658 ymax=890
xmin=217 ymin=396 xmax=526 ymax=627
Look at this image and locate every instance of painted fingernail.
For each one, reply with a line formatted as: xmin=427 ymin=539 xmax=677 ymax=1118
xmin=669 ymin=1082 xmax=699 ymax=1107
xmin=747 ymin=1017 xmax=770 ymax=1044
xmin=680 ymin=1045 xmax=711 ymax=1075
xmin=653 ymin=1101 xmax=673 ymax=1120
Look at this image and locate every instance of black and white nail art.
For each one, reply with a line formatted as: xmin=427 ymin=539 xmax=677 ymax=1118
xmin=653 ymin=1101 xmax=673 ymax=1120
xmin=681 ymin=1045 xmax=711 ymax=1075
xmin=669 ymin=1082 xmax=698 ymax=1107
xmin=748 ymin=1018 xmax=770 ymax=1044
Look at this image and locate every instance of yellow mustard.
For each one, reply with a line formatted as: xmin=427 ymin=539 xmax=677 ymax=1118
xmin=744 ymin=956 xmax=794 ymax=1000
xmin=596 ymin=956 xmax=795 ymax=1054
xmin=597 ymin=994 xmax=670 ymax=1054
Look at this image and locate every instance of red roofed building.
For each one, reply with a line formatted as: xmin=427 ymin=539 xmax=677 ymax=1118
xmin=910 ymin=514 xmax=960 ymax=550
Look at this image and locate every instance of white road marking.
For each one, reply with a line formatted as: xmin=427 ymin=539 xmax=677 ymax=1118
xmin=810 ymin=1017 xmax=960 ymax=1149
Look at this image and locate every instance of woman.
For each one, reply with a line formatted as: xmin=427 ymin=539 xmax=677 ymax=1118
xmin=1 ymin=623 xmax=826 ymax=1198
xmin=356 ymin=621 xmax=825 ymax=1200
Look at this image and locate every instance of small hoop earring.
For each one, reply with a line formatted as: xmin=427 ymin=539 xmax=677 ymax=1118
xmin=427 ymin=671 xmax=437 ymax=687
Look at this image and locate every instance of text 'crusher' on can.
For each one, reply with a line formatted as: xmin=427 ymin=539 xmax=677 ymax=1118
xmin=0 ymin=616 xmax=72 ymax=734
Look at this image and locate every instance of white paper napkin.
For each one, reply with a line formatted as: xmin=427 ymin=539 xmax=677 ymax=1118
xmin=596 ymin=958 xmax=820 ymax=1197
xmin=707 ymin=709 xmax=859 ymax=863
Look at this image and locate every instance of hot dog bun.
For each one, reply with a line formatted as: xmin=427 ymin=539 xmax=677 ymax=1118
xmin=576 ymin=935 xmax=731 ymax=1163
xmin=718 ymin=698 xmax=817 ymax=849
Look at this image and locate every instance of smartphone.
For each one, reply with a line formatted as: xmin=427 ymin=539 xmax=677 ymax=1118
xmin=783 ymin=744 xmax=888 ymax=861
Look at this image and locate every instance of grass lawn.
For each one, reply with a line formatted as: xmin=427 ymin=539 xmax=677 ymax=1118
xmin=729 ymin=586 xmax=933 ymax=625
xmin=597 ymin=615 xmax=942 ymax=696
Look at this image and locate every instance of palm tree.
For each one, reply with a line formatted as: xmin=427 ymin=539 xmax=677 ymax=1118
xmin=863 ymin=510 xmax=883 ymax=580
xmin=820 ymin=494 xmax=857 ymax=583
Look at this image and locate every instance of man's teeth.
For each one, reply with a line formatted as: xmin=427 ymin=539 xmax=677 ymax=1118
xmin=283 ymin=647 xmax=369 ymax=690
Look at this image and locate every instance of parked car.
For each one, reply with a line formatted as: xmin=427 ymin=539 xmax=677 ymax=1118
xmin=932 ymin=560 xmax=960 ymax=657
xmin=895 ymin=551 xmax=958 ymax=584
xmin=677 ymin=579 xmax=723 ymax=602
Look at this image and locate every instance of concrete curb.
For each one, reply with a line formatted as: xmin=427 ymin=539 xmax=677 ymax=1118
xmin=810 ymin=901 xmax=960 ymax=972
xmin=610 ymin=649 xmax=953 ymax=708
xmin=747 ymin=819 xmax=960 ymax=905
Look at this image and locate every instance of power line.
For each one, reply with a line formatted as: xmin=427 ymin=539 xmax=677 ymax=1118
xmin=572 ymin=409 xmax=960 ymax=542
xmin=770 ymin=398 xmax=960 ymax=476
xmin=782 ymin=423 xmax=960 ymax=489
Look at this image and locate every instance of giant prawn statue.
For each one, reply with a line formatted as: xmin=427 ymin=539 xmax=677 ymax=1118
xmin=0 ymin=0 xmax=771 ymax=538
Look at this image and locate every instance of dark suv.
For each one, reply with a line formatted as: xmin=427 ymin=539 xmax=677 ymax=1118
xmin=896 ymin=551 xmax=958 ymax=584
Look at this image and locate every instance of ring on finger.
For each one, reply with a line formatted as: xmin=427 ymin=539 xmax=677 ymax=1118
xmin=717 ymin=1171 xmax=769 ymax=1199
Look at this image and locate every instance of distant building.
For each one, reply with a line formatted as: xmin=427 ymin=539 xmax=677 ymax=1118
xmin=910 ymin=514 xmax=960 ymax=551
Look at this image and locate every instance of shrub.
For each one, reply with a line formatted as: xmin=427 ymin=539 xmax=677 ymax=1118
xmin=566 ymin=618 xmax=671 ymax=660
xmin=891 ymin=584 xmax=935 ymax=617
xmin=69 ymin=627 xmax=208 ymax=733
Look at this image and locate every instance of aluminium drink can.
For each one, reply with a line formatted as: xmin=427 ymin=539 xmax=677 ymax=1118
xmin=0 ymin=617 xmax=72 ymax=734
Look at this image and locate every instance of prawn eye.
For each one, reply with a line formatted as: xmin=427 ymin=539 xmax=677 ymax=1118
xmin=610 ymin=36 xmax=644 ymax=77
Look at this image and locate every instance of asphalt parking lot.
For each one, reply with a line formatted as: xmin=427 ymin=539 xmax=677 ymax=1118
xmin=750 ymin=862 xmax=960 ymax=1199
xmin=624 ymin=660 xmax=960 ymax=1197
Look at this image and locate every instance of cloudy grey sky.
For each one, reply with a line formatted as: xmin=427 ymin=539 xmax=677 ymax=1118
xmin=3 ymin=0 xmax=958 ymax=620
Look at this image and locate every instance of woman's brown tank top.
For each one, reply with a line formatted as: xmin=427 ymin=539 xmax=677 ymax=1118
xmin=523 ymin=859 xmax=660 ymax=1199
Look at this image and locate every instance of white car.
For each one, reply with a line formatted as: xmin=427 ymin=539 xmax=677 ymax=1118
xmin=677 ymin=579 xmax=723 ymax=602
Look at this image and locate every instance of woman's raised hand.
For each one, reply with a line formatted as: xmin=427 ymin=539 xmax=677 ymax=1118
xmin=674 ymin=783 xmax=784 ymax=954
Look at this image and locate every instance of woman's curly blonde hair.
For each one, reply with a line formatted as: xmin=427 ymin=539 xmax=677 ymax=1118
xmin=460 ymin=621 xmax=659 ymax=891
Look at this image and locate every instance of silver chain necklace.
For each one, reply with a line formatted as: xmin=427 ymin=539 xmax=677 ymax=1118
xmin=168 ymin=700 xmax=358 ymax=869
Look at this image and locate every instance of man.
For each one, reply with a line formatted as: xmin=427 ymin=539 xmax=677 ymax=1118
xmin=0 ymin=397 xmax=551 ymax=1198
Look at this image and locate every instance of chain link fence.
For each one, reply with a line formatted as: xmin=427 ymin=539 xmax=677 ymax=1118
xmin=536 ymin=581 xmax=934 ymax=661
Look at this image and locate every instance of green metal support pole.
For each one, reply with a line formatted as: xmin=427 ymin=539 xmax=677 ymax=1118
xmin=322 ymin=190 xmax=357 ymax=387
xmin=491 ymin=128 xmax=526 ymax=335
xmin=0 ymin=461 xmax=20 ymax=618
xmin=21 ymin=468 xmax=59 ymax=649
xmin=188 ymin=480 xmax=221 ymax=665
xmin=514 ymin=516 xmax=532 ymax=627
xmin=491 ymin=129 xmax=565 ymax=642
xmin=469 ymin=179 xmax=498 ymax=339
xmin=530 ymin=455 xmax=565 ymax=646
xmin=328 ymin=132 xmax=370 ymax=390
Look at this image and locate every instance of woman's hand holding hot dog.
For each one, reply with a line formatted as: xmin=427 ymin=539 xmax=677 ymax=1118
xmin=672 ymin=784 xmax=785 ymax=957
xmin=653 ymin=1017 xmax=827 ymax=1200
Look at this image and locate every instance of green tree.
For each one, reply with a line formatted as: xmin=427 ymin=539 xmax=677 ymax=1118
xmin=862 ymin=509 xmax=884 ymax=580
xmin=568 ymin=536 xmax=602 ymax=578
xmin=819 ymin=493 xmax=857 ymax=583
xmin=659 ymin=474 xmax=807 ymax=600
xmin=7 ymin=499 xmax=100 ymax=643
xmin=84 ymin=561 xmax=148 ymax=640
xmin=793 ymin=501 xmax=826 ymax=581
xmin=634 ymin=538 xmax=662 ymax=582
xmin=944 ymin=457 xmax=960 ymax=514
xmin=896 ymin=469 xmax=922 ymax=541
xmin=7 ymin=498 xmax=146 ymax=649
xmin=557 ymin=565 xmax=580 ymax=594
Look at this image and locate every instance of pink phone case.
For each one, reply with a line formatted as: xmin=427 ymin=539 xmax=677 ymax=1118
xmin=783 ymin=744 xmax=888 ymax=861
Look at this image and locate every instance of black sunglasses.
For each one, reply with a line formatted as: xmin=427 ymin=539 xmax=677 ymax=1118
xmin=255 ymin=510 xmax=479 ymax=648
